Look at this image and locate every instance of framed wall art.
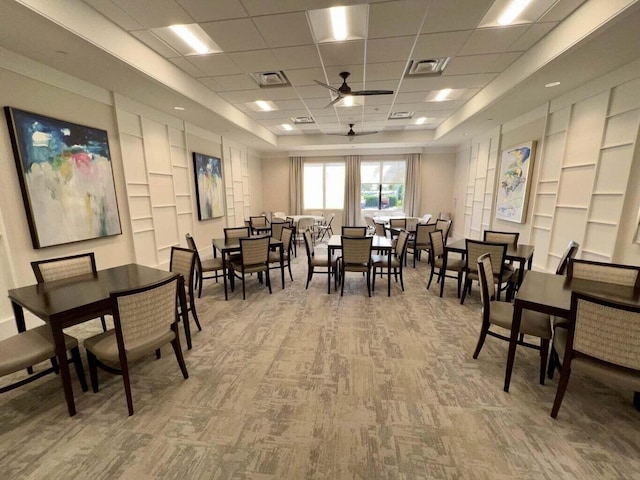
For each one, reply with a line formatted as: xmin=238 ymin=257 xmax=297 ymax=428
xmin=494 ymin=141 xmax=537 ymax=224
xmin=192 ymin=152 xmax=224 ymax=220
xmin=4 ymin=107 xmax=122 ymax=248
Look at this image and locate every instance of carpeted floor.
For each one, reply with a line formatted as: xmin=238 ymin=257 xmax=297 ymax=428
xmin=1 ymin=240 xmax=639 ymax=479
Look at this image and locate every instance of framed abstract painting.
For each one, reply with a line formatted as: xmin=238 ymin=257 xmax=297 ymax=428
xmin=192 ymin=152 xmax=224 ymax=220
xmin=4 ymin=107 xmax=122 ymax=248
xmin=495 ymin=141 xmax=537 ymax=224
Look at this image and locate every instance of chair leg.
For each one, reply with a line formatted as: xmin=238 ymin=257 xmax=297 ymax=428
xmin=551 ymin=365 xmax=572 ymax=418
xmin=87 ymin=351 xmax=99 ymax=393
xmin=305 ymin=266 xmax=312 ymax=289
xmin=266 ymin=269 xmax=272 ymax=294
xmin=121 ymin=360 xmax=134 ymax=416
xmin=399 ymin=268 xmax=404 ymax=291
xmin=371 ymin=267 xmax=376 ymax=291
xmin=427 ymin=267 xmax=435 ymax=289
xmin=547 ymin=347 xmax=557 ymax=380
xmin=100 ymin=315 xmax=108 ymax=332
xmin=473 ymin=321 xmax=490 ymax=359
xmin=51 ymin=356 xmax=60 ymax=374
xmin=241 ymin=274 xmax=246 ymax=300
xmin=366 ymin=269 xmax=371 ymax=297
xmin=460 ymin=279 xmax=469 ymax=304
xmin=190 ymin=303 xmax=202 ymax=332
xmin=170 ymin=334 xmax=189 ymax=380
xmin=287 ymin=261 xmax=293 ymax=281
xmin=156 ymin=348 xmax=162 ymax=360
xmin=70 ymin=346 xmax=88 ymax=392
xmin=340 ymin=268 xmax=345 ymax=296
xmin=539 ymin=338 xmax=550 ymax=385
xmin=457 ymin=273 xmax=463 ymax=298
xmin=197 ymin=272 xmax=203 ymax=298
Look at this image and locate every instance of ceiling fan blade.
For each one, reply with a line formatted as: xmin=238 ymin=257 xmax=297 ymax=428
xmin=354 ymin=131 xmax=378 ymax=136
xmin=323 ymin=95 xmax=343 ymax=108
xmin=314 ymin=79 xmax=340 ymax=94
xmin=351 ymin=90 xmax=394 ymax=96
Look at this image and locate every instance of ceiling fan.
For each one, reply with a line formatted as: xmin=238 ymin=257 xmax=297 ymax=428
xmin=328 ymin=124 xmax=378 ymax=141
xmin=315 ymin=71 xmax=394 ymax=108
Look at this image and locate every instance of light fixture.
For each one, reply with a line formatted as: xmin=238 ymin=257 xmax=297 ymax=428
xmin=281 ymin=124 xmax=293 ymax=131
xmin=330 ymin=6 xmax=347 ymax=41
xmin=151 ymin=23 xmax=222 ymax=56
xmin=255 ymin=100 xmax=273 ymax=112
xmin=416 ymin=117 xmax=427 ymax=125
xmin=342 ymin=95 xmax=354 ymax=107
xmin=497 ymin=0 xmax=532 ymax=26
xmin=174 ymin=106 xmax=185 ymax=111
xmin=434 ymin=88 xmax=452 ymax=102
xmin=545 ymin=81 xmax=561 ymax=88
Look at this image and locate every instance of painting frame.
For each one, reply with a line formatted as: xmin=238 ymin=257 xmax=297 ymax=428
xmin=4 ymin=107 xmax=122 ymax=249
xmin=494 ymin=140 xmax=537 ymax=224
xmin=192 ymin=152 xmax=225 ymax=220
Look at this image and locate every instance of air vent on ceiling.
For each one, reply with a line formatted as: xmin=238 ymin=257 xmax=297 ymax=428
xmin=249 ymin=71 xmax=291 ymax=88
xmin=388 ymin=111 xmax=414 ymax=120
xmin=291 ymin=116 xmax=315 ymax=124
xmin=406 ymin=57 xmax=450 ymax=77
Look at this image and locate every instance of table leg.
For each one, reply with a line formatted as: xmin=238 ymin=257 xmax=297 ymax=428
xmin=504 ymin=303 xmax=523 ymax=392
xmin=178 ymin=275 xmax=191 ymax=350
xmin=53 ymin=322 xmax=76 ymax=416
xmin=387 ymin=248 xmax=391 ymax=297
xmin=634 ymin=391 xmax=640 ymax=411
xmin=222 ymin=252 xmax=229 ymax=301
xmin=327 ymin=246 xmax=333 ymax=294
xmin=280 ymin=244 xmax=285 ymax=289
xmin=440 ymin=251 xmax=448 ymax=297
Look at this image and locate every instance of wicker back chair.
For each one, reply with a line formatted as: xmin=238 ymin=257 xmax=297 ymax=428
xmin=229 ymin=236 xmax=272 ymax=299
xmin=427 ymin=229 xmax=465 ymax=298
xmin=84 ymin=275 xmax=188 ymax=415
xmin=374 ymin=221 xmax=387 ymax=237
xmin=186 ymin=234 xmax=223 ymax=298
xmin=389 ymin=218 xmax=406 ymax=229
xmin=372 ymin=230 xmax=410 ymax=295
xmin=32 ymin=253 xmax=107 ymax=332
xmin=484 ymin=230 xmax=519 ymax=247
xmin=269 ymin=226 xmax=294 ymax=282
xmin=567 ymin=259 xmax=640 ymax=287
xmin=435 ymin=219 xmax=452 ymax=243
xmin=270 ymin=219 xmax=290 ymax=240
xmin=407 ymin=223 xmax=437 ymax=267
xmin=461 ymin=240 xmax=508 ymax=304
xmin=405 ymin=217 xmax=420 ymax=233
xmin=303 ymin=228 xmax=338 ymax=290
xmin=249 ymin=215 xmax=268 ymax=234
xmin=170 ymin=246 xmax=201 ymax=335
xmin=342 ymin=226 xmax=367 ymax=237
xmin=550 ymin=292 xmax=640 ymax=418
xmin=224 ymin=226 xmax=250 ymax=241
xmin=340 ymin=236 xmax=374 ymax=297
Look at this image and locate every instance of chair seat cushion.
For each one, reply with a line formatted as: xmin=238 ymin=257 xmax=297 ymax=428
xmin=342 ymin=262 xmax=370 ymax=272
xmin=201 ymin=258 xmax=223 ymax=271
xmin=84 ymin=329 xmax=175 ymax=364
xmin=371 ymin=254 xmax=401 ymax=268
xmin=0 ymin=325 xmax=78 ymax=376
xmin=434 ymin=257 xmax=464 ymax=271
xmin=311 ymin=255 xmax=335 ymax=267
xmin=230 ymin=261 xmax=268 ymax=274
xmin=490 ymin=301 xmax=552 ymax=339
xmin=268 ymin=252 xmax=289 ymax=263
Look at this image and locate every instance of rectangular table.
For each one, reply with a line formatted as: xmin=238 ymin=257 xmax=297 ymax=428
xmin=213 ymin=236 xmax=284 ymax=300
xmin=505 ymin=270 xmax=640 ymax=408
xmin=7 ymin=264 xmax=186 ymax=416
xmin=327 ymin=234 xmax=394 ymax=296
xmin=442 ymin=239 xmax=535 ymax=298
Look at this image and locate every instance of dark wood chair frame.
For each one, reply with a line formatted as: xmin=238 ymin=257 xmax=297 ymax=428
xmin=170 ymin=246 xmax=202 ymax=333
xmin=186 ymin=234 xmax=223 ymax=298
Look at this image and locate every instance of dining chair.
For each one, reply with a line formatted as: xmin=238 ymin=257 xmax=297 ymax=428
xmin=249 ymin=215 xmax=269 ymax=235
xmin=185 ymin=234 xmax=223 ymax=298
xmin=296 ymin=216 xmax=317 ymax=245
xmin=270 ymin=219 xmax=288 ymax=241
xmin=363 ymin=215 xmax=376 ymax=235
xmin=272 ymin=211 xmax=287 ymax=220
xmin=1 ymin=325 xmax=87 ymax=395
xmin=483 ymin=230 xmax=518 ymax=283
xmin=550 ymin=291 xmax=640 ymax=418
xmin=372 ymin=229 xmax=410 ymax=294
xmin=420 ymin=213 xmax=432 ymax=225
xmin=435 ymin=219 xmax=452 ymax=244
xmin=170 ymin=246 xmax=202 ymax=333
xmin=229 ymin=236 xmax=272 ymax=299
xmin=31 ymin=253 xmax=108 ymax=332
xmin=461 ymin=240 xmax=508 ymax=304
xmin=315 ymin=213 xmax=335 ymax=242
xmin=427 ymin=229 xmax=464 ymax=298
xmin=474 ymin=253 xmax=552 ymax=385
xmin=405 ymin=217 xmax=420 ymax=233
xmin=223 ymin=226 xmax=251 ymax=264
xmin=342 ymin=226 xmax=367 ymax=237
xmin=268 ymin=226 xmax=293 ymax=282
xmin=302 ymin=229 xmax=338 ymax=290
xmin=340 ymin=236 xmax=374 ymax=297
xmin=407 ymin=223 xmax=437 ymax=267
xmin=374 ymin=221 xmax=387 ymax=237
xmin=84 ymin=275 xmax=188 ymax=416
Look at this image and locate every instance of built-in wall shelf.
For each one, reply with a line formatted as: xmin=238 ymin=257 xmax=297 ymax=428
xmin=536 ymin=192 xmax=555 ymax=196
xmin=175 ymin=194 xmax=190 ymax=197
xmin=127 ymin=181 xmax=148 ymax=186
xmin=581 ymin=248 xmax=610 ymax=257
xmin=153 ymin=204 xmax=177 ymax=208
xmin=538 ymin=179 xmax=559 ymax=184
xmin=129 ymin=194 xmax=151 ymax=198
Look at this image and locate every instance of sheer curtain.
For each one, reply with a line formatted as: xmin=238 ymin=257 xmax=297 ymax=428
xmin=343 ymin=155 xmax=361 ymax=225
xmin=404 ymin=153 xmax=421 ymax=216
xmin=289 ymin=156 xmax=303 ymax=215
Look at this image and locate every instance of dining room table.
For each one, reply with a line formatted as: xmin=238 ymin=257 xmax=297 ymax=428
xmin=212 ymin=235 xmax=285 ymax=300
xmin=441 ymin=238 xmax=535 ymax=298
xmin=327 ymin=234 xmax=394 ymax=296
xmin=7 ymin=263 xmax=187 ymax=417
xmin=504 ymin=269 xmax=640 ymax=409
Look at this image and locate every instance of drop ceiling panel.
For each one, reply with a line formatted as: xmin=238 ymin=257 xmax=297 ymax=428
xmin=444 ymin=52 xmax=522 ymax=75
xmin=252 ymin=12 xmax=314 ymax=48
xmin=239 ymin=0 xmax=314 ymax=16
xmin=200 ymin=18 xmax=268 ymax=52
xmin=540 ymin=0 xmax=587 ymax=22
xmin=508 ymin=22 xmax=558 ymax=51
xmin=318 ymin=41 xmax=365 ymax=67
xmin=413 ymin=31 xmax=473 ymax=59
xmin=295 ymin=85 xmax=332 ymax=98
xmin=227 ymin=50 xmax=279 ymax=72
xmin=213 ymin=74 xmax=258 ymax=91
xmin=400 ymin=73 xmax=497 ymax=91
xmin=285 ymin=68 xmax=326 ymax=86
xmin=111 ymin=0 xmax=193 ymax=28
xmin=218 ymin=90 xmax=264 ymax=103
xmin=198 ymin=77 xmax=223 ymax=91
xmin=324 ymin=65 xmax=365 ymax=82
xmin=84 ymin=0 xmax=144 ymax=30
xmin=273 ymin=99 xmax=307 ymax=110
xmin=365 ymin=62 xmax=407 ymax=81
xmin=130 ymin=30 xmax=181 ymax=58
xmin=175 ymin=0 xmax=248 ymax=22
xmin=459 ymin=25 xmax=530 ymax=55
xmin=421 ymin=0 xmax=494 ymax=34
xmin=264 ymin=88 xmax=301 ymax=101
xmin=186 ymin=54 xmax=243 ymax=76
xmin=366 ymin=37 xmax=415 ymax=63
xmin=368 ymin=1 xmax=429 ymax=39
xmin=169 ymin=56 xmax=208 ymax=77
xmin=271 ymin=45 xmax=322 ymax=69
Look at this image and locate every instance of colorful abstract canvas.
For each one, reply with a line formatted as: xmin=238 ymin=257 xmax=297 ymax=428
xmin=495 ymin=141 xmax=536 ymax=224
xmin=192 ymin=152 xmax=224 ymax=220
xmin=5 ymin=107 xmax=122 ymax=248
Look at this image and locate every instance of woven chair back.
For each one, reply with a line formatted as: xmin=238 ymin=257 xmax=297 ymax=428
xmin=250 ymin=216 xmax=268 ymax=228
xmin=477 ymin=253 xmax=496 ymax=304
xmin=341 ymin=236 xmax=373 ymax=265
xmin=32 ymin=253 xmax=95 ymax=282
xmin=342 ymin=226 xmax=367 ymax=237
xmin=415 ymin=223 xmax=436 ymax=244
xmin=170 ymin=247 xmax=196 ymax=288
xmin=389 ymin=218 xmax=406 ymax=229
xmin=224 ymin=227 xmax=250 ymax=241
xmin=281 ymin=227 xmax=294 ymax=254
xmin=466 ymin=240 xmax=507 ymax=276
xmin=429 ymin=230 xmax=445 ymax=258
xmin=484 ymin=230 xmax=519 ymax=247
xmin=240 ymin=236 xmax=270 ymax=267
xmin=568 ymin=259 xmax=640 ymax=287
xmin=395 ymin=230 xmax=410 ymax=258
xmin=374 ymin=222 xmax=386 ymax=237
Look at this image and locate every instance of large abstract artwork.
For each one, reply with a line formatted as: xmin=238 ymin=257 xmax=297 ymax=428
xmin=192 ymin=152 xmax=224 ymax=220
xmin=5 ymin=107 xmax=122 ymax=248
xmin=495 ymin=141 xmax=536 ymax=224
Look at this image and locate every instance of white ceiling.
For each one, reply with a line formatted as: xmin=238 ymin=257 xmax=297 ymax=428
xmin=2 ymin=0 xmax=640 ymax=153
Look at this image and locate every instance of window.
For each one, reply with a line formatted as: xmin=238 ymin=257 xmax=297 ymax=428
xmin=361 ymin=160 xmax=406 ymax=210
xmin=304 ymin=162 xmax=345 ymax=209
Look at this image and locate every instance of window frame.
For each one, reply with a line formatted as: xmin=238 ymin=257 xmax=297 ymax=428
xmin=360 ymin=159 xmax=407 ymax=211
xmin=303 ymin=160 xmax=345 ymax=210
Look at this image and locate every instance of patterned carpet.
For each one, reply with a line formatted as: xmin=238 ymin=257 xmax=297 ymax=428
xmin=1 ymin=241 xmax=639 ymax=479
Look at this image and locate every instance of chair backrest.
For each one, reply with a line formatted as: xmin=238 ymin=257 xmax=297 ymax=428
xmin=303 ymin=229 xmax=315 ymax=262
xmin=484 ymin=230 xmax=518 ymax=247
xmin=32 ymin=253 xmax=97 ymax=283
xmin=325 ymin=213 xmax=335 ymax=226
xmin=438 ymin=212 xmax=451 ymax=220
xmin=567 ymin=291 xmax=640 ymax=370
xmin=389 ymin=218 xmax=406 ymax=229
xmin=341 ymin=236 xmax=373 ymax=265
xmin=184 ymin=234 xmax=203 ymax=274
xmin=556 ymin=240 xmax=580 ymax=275
xmin=342 ymin=226 xmax=367 ymax=237
xmin=170 ymin=247 xmax=196 ymax=293
xmin=567 ymin=259 xmax=640 ymax=287
xmin=239 ymin=236 xmax=270 ymax=267
xmin=465 ymin=239 xmax=508 ymax=276
xmin=364 ymin=215 xmax=375 ymax=229
xmin=280 ymin=227 xmax=294 ymax=254
xmin=420 ymin=213 xmax=432 ymax=224
xmin=250 ymin=215 xmax=268 ymax=228
xmin=271 ymin=222 xmax=286 ymax=240
xmin=111 ymin=275 xmax=179 ymax=352
xmin=435 ymin=219 xmax=452 ymax=241
xmin=405 ymin=217 xmax=420 ymax=232
xmin=415 ymin=223 xmax=437 ymax=244
xmin=273 ymin=211 xmax=287 ymax=220
xmin=374 ymin=221 xmax=386 ymax=237
xmin=224 ymin=226 xmax=251 ymax=241
xmin=395 ymin=230 xmax=410 ymax=260
xmin=297 ymin=216 xmax=316 ymax=232
xmin=477 ymin=253 xmax=497 ymax=316
xmin=429 ymin=230 xmax=446 ymax=259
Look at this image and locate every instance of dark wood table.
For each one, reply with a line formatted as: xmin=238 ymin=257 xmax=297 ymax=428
xmin=505 ymin=270 xmax=640 ymax=408
xmin=327 ymin=234 xmax=394 ymax=296
xmin=442 ymin=239 xmax=535 ymax=298
xmin=7 ymin=264 xmax=187 ymax=417
xmin=213 ymin=236 xmax=284 ymax=300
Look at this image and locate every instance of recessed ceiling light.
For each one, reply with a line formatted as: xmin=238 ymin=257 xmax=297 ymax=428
xmin=152 ymin=23 xmax=222 ymax=56
xmin=434 ymin=88 xmax=452 ymax=102
xmin=174 ymin=106 xmax=185 ymax=111
xmin=281 ymin=124 xmax=293 ymax=131
xmin=497 ymin=0 xmax=532 ymax=26
xmin=307 ymin=4 xmax=368 ymax=43
xmin=415 ymin=117 xmax=427 ymax=125
xmin=255 ymin=100 xmax=273 ymax=111
xmin=330 ymin=6 xmax=347 ymax=41
xmin=545 ymin=81 xmax=561 ymax=88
